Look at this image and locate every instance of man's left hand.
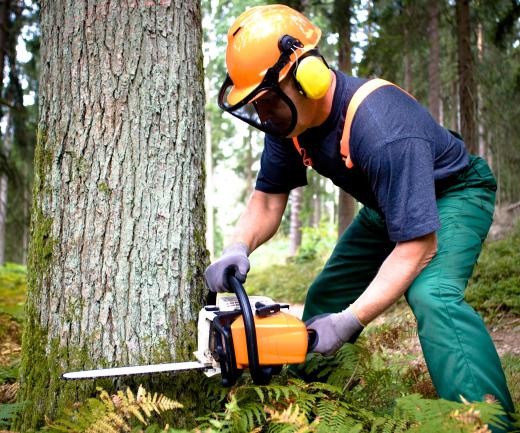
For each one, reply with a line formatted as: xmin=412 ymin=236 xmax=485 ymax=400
xmin=306 ymin=308 xmax=364 ymax=356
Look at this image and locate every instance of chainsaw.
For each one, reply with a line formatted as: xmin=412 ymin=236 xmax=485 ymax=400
xmin=63 ymin=274 xmax=316 ymax=386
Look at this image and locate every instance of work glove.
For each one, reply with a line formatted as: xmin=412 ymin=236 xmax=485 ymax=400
xmin=305 ymin=307 xmax=364 ymax=356
xmin=204 ymin=243 xmax=250 ymax=293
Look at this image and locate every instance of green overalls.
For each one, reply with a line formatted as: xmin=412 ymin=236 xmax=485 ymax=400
xmin=299 ymin=155 xmax=515 ymax=430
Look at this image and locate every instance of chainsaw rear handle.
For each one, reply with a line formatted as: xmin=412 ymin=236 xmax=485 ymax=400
xmin=227 ymin=273 xmax=274 ymax=385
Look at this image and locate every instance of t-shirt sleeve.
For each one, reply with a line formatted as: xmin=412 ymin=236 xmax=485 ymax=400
xmin=365 ymin=138 xmax=440 ymax=242
xmin=255 ymin=134 xmax=308 ymax=193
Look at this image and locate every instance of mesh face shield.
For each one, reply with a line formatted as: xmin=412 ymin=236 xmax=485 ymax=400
xmin=218 ymin=74 xmax=298 ymax=137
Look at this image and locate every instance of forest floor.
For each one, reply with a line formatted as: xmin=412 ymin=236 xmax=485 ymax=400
xmin=287 ymin=301 xmax=520 ymax=405
xmin=287 ymin=302 xmax=520 ymax=356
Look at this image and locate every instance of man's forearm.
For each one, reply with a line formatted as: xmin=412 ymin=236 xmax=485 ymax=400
xmin=352 ymin=232 xmax=437 ymax=325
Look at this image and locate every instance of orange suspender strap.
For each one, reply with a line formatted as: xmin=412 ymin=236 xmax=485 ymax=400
xmin=291 ymin=78 xmax=415 ymax=169
xmin=292 ymin=136 xmax=313 ymax=167
xmin=340 ymin=78 xmax=415 ymax=169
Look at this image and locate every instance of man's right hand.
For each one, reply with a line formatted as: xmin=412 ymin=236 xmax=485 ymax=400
xmin=204 ymin=243 xmax=250 ymax=293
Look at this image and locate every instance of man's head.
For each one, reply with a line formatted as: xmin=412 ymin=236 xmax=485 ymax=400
xmin=218 ymin=5 xmax=333 ymax=138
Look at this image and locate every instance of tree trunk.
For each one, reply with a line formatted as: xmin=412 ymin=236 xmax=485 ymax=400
xmin=0 ymin=0 xmax=11 ymax=266
xmin=311 ymin=175 xmax=321 ymax=227
xmin=428 ymin=0 xmax=441 ymax=122
xmin=477 ymin=23 xmax=486 ymax=159
xmin=286 ymin=1 xmax=305 ymax=255
xmin=456 ymin=0 xmax=477 ymax=153
xmin=289 ymin=187 xmax=304 ymax=256
xmin=245 ymin=127 xmax=254 ymax=193
xmin=16 ymin=1 xmax=208 ymax=430
xmin=335 ymin=0 xmax=356 ymax=237
xmin=403 ymin=25 xmax=413 ymax=93
xmin=0 ymin=113 xmax=12 ymax=266
xmin=451 ymin=78 xmax=459 ymax=131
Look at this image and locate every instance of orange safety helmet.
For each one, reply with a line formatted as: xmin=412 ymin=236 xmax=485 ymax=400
xmin=225 ymin=4 xmax=322 ymax=106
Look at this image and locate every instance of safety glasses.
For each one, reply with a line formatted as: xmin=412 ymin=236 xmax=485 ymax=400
xmin=218 ymin=46 xmax=299 ymax=137
xmin=218 ymin=76 xmax=297 ymax=137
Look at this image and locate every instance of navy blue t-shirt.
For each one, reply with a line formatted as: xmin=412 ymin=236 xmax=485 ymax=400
xmin=255 ymin=71 xmax=469 ymax=242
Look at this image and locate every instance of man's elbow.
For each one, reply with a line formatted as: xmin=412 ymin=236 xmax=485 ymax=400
xmin=396 ymin=231 xmax=438 ymax=271
xmin=420 ymin=232 xmax=437 ymax=269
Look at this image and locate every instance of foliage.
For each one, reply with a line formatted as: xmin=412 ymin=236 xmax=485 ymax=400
xmin=291 ymin=223 xmax=337 ymax=264
xmin=0 ymin=360 xmax=19 ymax=385
xmin=502 ymin=353 xmax=520 ymax=408
xmin=0 ymin=262 xmax=27 ymax=320
xmin=466 ymin=222 xmax=520 ymax=321
xmin=45 ymin=385 xmax=183 ymax=433
xmin=47 ymin=375 xmax=508 ymax=433
xmin=246 ymin=257 xmax=323 ymax=304
xmin=0 ymin=401 xmax=25 ymax=429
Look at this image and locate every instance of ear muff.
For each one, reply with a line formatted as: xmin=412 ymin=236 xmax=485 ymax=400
xmin=294 ymin=56 xmax=332 ymax=99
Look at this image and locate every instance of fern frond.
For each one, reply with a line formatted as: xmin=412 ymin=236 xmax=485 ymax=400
xmin=0 ymin=402 xmax=25 ymax=428
xmin=47 ymin=385 xmax=182 ymax=433
xmin=265 ymin=403 xmax=313 ymax=433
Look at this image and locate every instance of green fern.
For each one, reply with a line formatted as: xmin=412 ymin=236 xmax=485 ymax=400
xmin=0 ymin=401 xmax=25 ymax=428
xmin=45 ymin=385 xmax=182 ymax=433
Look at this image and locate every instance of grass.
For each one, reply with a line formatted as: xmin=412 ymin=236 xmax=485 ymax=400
xmin=0 ymin=262 xmax=27 ymax=321
xmin=466 ymin=223 xmax=520 ymax=322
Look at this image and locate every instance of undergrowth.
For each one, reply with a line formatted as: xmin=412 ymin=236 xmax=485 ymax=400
xmin=0 ymin=262 xmax=27 ymax=320
xmin=43 ymin=365 xmax=513 ymax=433
xmin=466 ymin=223 xmax=520 ymax=322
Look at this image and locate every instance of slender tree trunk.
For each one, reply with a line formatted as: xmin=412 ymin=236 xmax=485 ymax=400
xmin=335 ymin=0 xmax=356 ymax=237
xmin=477 ymin=23 xmax=486 ymax=159
xmin=16 ymin=1 xmax=208 ymax=430
xmin=451 ymin=78 xmax=459 ymax=131
xmin=0 ymin=113 xmax=12 ymax=266
xmin=289 ymin=187 xmax=303 ymax=256
xmin=428 ymin=0 xmax=441 ymax=122
xmin=287 ymin=1 xmax=306 ymax=254
xmin=0 ymin=0 xmax=11 ymax=266
xmin=456 ymin=0 xmax=477 ymax=153
xmin=403 ymin=25 xmax=413 ymax=93
xmin=311 ymin=175 xmax=321 ymax=227
xmin=245 ymin=128 xmax=253 ymax=193
xmin=0 ymin=0 xmax=9 ymax=86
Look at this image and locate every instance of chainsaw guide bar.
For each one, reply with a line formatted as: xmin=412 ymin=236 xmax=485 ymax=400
xmin=62 ymin=275 xmax=315 ymax=386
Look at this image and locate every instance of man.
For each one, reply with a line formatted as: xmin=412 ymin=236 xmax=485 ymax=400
xmin=204 ymin=4 xmax=515 ymax=429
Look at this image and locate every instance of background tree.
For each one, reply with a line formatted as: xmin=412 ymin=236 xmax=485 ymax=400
xmin=331 ymin=0 xmax=357 ymax=237
xmin=428 ymin=0 xmax=441 ymax=122
xmin=457 ymin=0 xmax=477 ymax=153
xmin=15 ymin=1 xmax=208 ymax=430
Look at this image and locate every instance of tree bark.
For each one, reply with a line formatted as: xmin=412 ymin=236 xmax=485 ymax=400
xmin=456 ymin=0 xmax=477 ymax=153
xmin=428 ymin=0 xmax=441 ymax=122
xmin=16 ymin=1 xmax=208 ymax=430
xmin=334 ymin=0 xmax=356 ymax=237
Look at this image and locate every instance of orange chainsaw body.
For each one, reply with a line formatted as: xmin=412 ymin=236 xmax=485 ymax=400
xmin=230 ymin=311 xmax=308 ymax=368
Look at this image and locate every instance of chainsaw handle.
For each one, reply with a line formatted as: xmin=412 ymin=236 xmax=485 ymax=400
xmin=307 ymin=329 xmax=318 ymax=352
xmin=227 ymin=274 xmax=273 ymax=385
